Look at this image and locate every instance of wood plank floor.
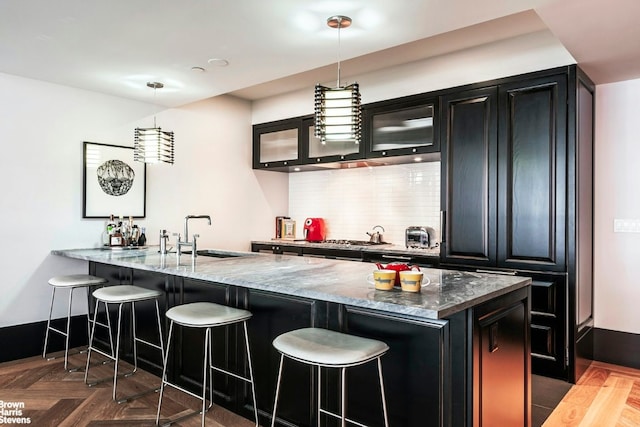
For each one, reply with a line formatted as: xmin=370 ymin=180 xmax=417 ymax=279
xmin=543 ymin=361 xmax=640 ymax=427
xmin=2 ymin=351 xmax=639 ymax=426
xmin=0 ymin=350 xmax=256 ymax=426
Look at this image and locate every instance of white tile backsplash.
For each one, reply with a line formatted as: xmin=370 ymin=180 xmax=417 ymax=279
xmin=289 ymin=162 xmax=441 ymax=245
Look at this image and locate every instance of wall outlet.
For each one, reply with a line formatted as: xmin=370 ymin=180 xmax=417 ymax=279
xmin=613 ymin=219 xmax=640 ymax=233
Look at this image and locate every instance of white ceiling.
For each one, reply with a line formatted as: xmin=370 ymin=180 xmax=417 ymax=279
xmin=1 ymin=0 xmax=638 ymax=108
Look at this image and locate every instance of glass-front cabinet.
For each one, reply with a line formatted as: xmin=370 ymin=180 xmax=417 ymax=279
xmin=363 ymin=94 xmax=439 ymax=158
xmin=303 ymin=117 xmax=363 ymax=165
xmin=252 ymin=94 xmax=439 ymax=171
xmin=252 ymin=118 xmax=302 ymax=169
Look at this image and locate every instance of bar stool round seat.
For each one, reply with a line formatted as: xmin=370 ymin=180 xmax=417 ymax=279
xmin=271 ymin=327 xmax=390 ymax=427
xmin=273 ymin=327 xmax=389 ymax=367
xmin=49 ymin=274 xmax=108 ymax=288
xmin=43 ymin=274 xmax=107 ymax=371
xmin=167 ymin=301 xmax=252 ymax=327
xmin=92 ymin=285 xmax=162 ymax=303
xmin=156 ymin=302 xmax=259 ymax=427
xmin=84 ymin=285 xmax=164 ymax=403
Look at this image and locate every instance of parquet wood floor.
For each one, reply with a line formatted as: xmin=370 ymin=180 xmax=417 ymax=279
xmin=0 ymin=350 xmax=256 ymax=427
xmin=543 ymin=361 xmax=640 ymax=427
xmin=3 ymin=351 xmax=639 ymax=427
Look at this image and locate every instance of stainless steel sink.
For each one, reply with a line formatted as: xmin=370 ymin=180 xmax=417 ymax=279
xmin=194 ymin=249 xmax=255 ymax=258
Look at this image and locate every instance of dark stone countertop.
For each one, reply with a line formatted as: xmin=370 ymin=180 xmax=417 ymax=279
xmin=251 ymin=239 xmax=440 ymax=257
xmin=52 ymin=247 xmax=530 ymax=320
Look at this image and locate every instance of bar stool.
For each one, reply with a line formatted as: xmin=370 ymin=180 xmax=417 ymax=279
xmin=43 ymin=274 xmax=108 ymax=371
xmin=156 ymin=302 xmax=259 ymax=427
xmin=84 ymin=285 xmax=164 ymax=403
xmin=271 ymin=327 xmax=390 ymax=427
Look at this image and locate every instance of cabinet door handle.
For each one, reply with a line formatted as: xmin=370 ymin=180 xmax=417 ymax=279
xmin=381 ymin=254 xmax=412 ymax=261
xmin=440 ymin=211 xmax=446 ymax=243
xmin=476 ymin=269 xmax=517 ymax=276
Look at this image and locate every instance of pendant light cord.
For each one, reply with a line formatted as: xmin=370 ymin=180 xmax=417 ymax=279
xmin=336 ymin=17 xmax=342 ymax=88
xmin=153 ymin=85 xmax=157 ymax=128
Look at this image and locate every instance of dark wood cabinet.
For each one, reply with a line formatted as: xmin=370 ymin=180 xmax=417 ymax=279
xmin=440 ymin=86 xmax=498 ymax=267
xmin=251 ymin=242 xmax=303 ymax=256
xmin=363 ymin=93 xmax=439 ymax=158
xmin=472 ymin=288 xmax=530 ymax=427
xmin=440 ymin=66 xmax=595 ymax=382
xmin=89 ymin=261 xmax=529 ymax=427
xmin=529 ymin=273 xmax=567 ymax=379
xmin=302 ymin=116 xmax=364 ymax=165
xmin=172 ymin=278 xmax=238 ymax=406
xmin=497 ymin=75 xmax=567 ymax=272
xmin=252 ymin=94 xmax=439 ymax=172
xmin=337 ymin=307 xmax=449 ymax=427
xmin=241 ymin=289 xmax=321 ymax=426
xmin=440 ymin=72 xmax=567 ymax=272
xmin=253 ymin=117 xmax=305 ymax=170
xmin=88 ymin=263 xmax=169 ymax=376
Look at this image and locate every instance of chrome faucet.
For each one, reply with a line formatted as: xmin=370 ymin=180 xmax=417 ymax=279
xmin=176 ymin=215 xmax=212 ymax=259
xmin=184 ymin=215 xmax=212 ymax=243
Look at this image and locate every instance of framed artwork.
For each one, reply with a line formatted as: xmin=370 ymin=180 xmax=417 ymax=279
xmin=83 ymin=141 xmax=146 ymax=218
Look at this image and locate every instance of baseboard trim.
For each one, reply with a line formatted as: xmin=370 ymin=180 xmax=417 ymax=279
xmin=594 ymin=327 xmax=640 ymax=370
xmin=0 ymin=316 xmax=89 ymax=363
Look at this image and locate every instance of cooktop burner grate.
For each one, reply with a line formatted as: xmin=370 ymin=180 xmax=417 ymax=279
xmin=322 ymin=239 xmax=388 ymax=246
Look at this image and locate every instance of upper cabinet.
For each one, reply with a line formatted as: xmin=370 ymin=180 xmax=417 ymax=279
xmin=303 ymin=116 xmax=364 ymax=165
xmin=440 ymin=71 xmax=567 ymax=272
xmin=252 ymin=94 xmax=439 ymax=172
xmin=440 ymin=86 xmax=498 ymax=266
xmin=252 ymin=118 xmax=303 ymax=170
xmin=363 ymin=94 xmax=439 ymax=158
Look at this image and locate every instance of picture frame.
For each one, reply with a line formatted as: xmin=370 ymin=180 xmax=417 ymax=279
xmin=83 ymin=141 xmax=146 ymax=218
xmin=281 ymin=219 xmax=296 ymax=240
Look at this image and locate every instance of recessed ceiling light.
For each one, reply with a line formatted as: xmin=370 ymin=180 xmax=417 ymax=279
xmin=207 ymin=58 xmax=229 ymax=67
xmin=191 ymin=66 xmax=206 ymax=72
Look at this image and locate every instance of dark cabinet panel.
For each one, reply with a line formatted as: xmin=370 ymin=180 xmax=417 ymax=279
xmin=242 ymin=290 xmax=320 ymax=427
xmin=340 ymin=307 xmax=448 ymax=427
xmin=172 ymin=278 xmax=237 ymax=405
xmin=363 ymin=94 xmax=439 ymax=158
xmin=253 ymin=117 xmax=305 ymax=170
xmin=498 ymin=74 xmax=567 ymax=271
xmin=89 ymin=263 xmax=169 ymax=377
xmin=440 ymin=86 xmax=498 ymax=267
xmin=303 ymin=116 xmax=363 ymax=164
xmin=530 ymin=274 xmax=567 ymax=378
xmin=127 ymin=268 xmax=170 ymax=375
xmin=473 ymin=290 xmax=530 ymax=427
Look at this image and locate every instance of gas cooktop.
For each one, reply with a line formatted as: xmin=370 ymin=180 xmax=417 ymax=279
xmin=321 ymin=239 xmax=388 ymax=246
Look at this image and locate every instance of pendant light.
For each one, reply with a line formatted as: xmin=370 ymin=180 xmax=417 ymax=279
xmin=314 ymin=15 xmax=362 ymax=145
xmin=134 ymin=82 xmax=175 ymax=164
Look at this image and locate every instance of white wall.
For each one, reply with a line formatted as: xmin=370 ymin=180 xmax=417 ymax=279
xmin=594 ymin=78 xmax=640 ymax=334
xmin=252 ymin=30 xmax=575 ymax=123
xmin=0 ymin=72 xmax=288 ymax=328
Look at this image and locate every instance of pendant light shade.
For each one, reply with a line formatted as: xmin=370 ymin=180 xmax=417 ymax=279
xmin=314 ymin=82 xmax=361 ymax=143
xmin=134 ymin=82 xmax=175 ymax=165
xmin=314 ymin=15 xmax=362 ymax=144
xmin=134 ymin=127 xmax=174 ymax=164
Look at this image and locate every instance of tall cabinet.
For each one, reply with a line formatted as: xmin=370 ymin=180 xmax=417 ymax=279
xmin=440 ymin=65 xmax=594 ymax=382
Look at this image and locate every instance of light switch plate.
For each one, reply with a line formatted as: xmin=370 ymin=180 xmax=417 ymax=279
xmin=614 ymin=219 xmax=640 ymax=233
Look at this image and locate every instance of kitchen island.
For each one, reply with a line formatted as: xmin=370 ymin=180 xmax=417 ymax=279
xmin=52 ymin=247 xmax=531 ymax=427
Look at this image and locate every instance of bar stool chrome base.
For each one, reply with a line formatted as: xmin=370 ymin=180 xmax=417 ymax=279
xmin=271 ymin=327 xmax=390 ymax=427
xmin=43 ymin=274 xmax=107 ymax=371
xmin=84 ymin=285 xmax=164 ymax=403
xmin=156 ymin=302 xmax=259 ymax=427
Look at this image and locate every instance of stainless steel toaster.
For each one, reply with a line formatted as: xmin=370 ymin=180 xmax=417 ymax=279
xmin=405 ymin=226 xmax=437 ymax=249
